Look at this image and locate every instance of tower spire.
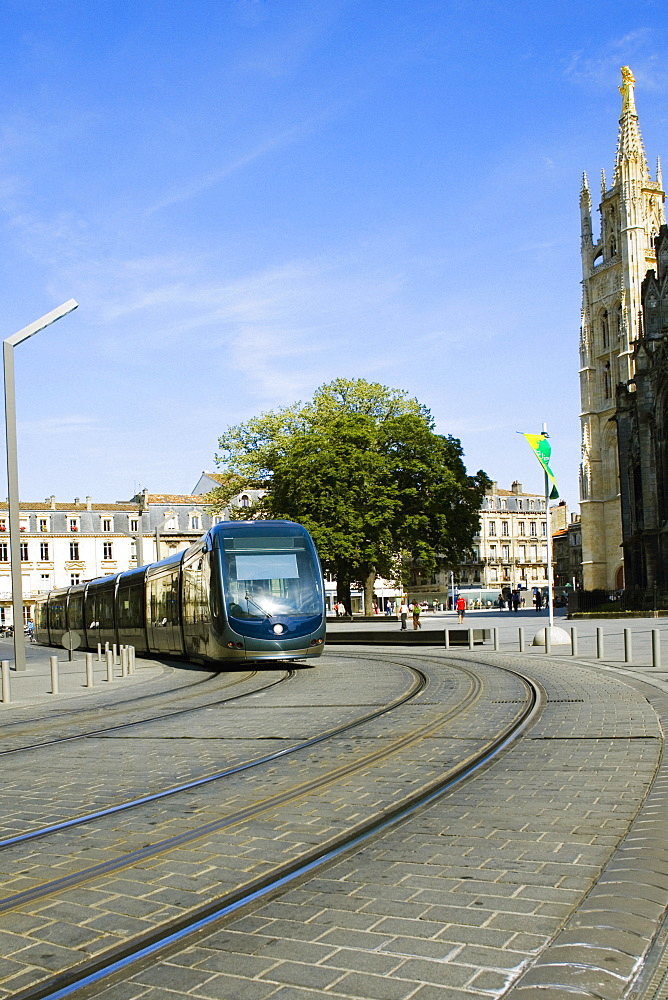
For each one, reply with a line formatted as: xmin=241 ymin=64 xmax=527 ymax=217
xmin=614 ymin=66 xmax=650 ymax=184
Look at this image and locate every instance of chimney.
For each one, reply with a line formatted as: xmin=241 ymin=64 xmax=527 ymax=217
xmin=140 ymin=488 xmax=149 ymax=512
xmin=74 ymin=497 xmax=80 ymax=505
xmin=86 ymin=496 xmax=92 ymax=510
xmin=511 ymin=481 xmax=522 ymax=495
xmin=50 ymin=495 xmax=56 ymax=510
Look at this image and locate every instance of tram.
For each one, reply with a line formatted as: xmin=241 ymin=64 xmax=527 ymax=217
xmin=33 ymin=520 xmax=326 ymax=664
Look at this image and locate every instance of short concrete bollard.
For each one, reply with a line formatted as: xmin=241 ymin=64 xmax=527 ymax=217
xmin=624 ymin=628 xmax=633 ymax=664
xmin=653 ymin=629 xmax=662 ymax=668
xmin=50 ymin=655 xmax=59 ymax=695
xmin=129 ymin=646 xmax=135 ymax=674
xmin=571 ymin=626 xmax=578 ymax=656
xmin=1 ymin=660 xmax=10 ymax=703
xmin=545 ymin=628 xmax=552 ymax=654
xmin=493 ymin=627 xmax=499 ymax=651
xmin=468 ymin=628 xmax=474 ymax=650
xmin=121 ymin=646 xmax=128 ymax=677
xmin=596 ymin=627 xmax=604 ymax=659
xmin=518 ymin=627 xmax=525 ymax=652
xmin=85 ymin=652 xmax=94 ymax=688
xmin=104 ymin=641 xmax=109 ymax=654
xmin=97 ymin=642 xmax=102 ymax=662
xmin=444 ymin=629 xmax=450 ymax=649
xmin=106 ymin=649 xmax=114 ymax=682
xmin=113 ymin=643 xmax=119 ymax=665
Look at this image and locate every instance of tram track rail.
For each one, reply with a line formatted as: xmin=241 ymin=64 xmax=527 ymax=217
xmin=0 ymin=665 xmax=293 ymax=757
xmin=1 ymin=655 xmax=543 ymax=1000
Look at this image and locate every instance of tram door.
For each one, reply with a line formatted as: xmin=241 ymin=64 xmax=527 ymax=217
xmin=147 ymin=568 xmax=184 ymax=655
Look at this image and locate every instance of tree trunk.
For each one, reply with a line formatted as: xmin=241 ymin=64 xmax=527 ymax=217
xmin=363 ymin=568 xmax=376 ymax=615
xmin=336 ymin=567 xmax=352 ymax=615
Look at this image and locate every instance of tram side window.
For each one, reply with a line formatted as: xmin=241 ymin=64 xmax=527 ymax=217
xmin=118 ymin=585 xmax=143 ymax=628
xmin=85 ymin=592 xmax=98 ymax=630
xmin=151 ymin=571 xmax=179 ymax=626
xmin=49 ymin=598 xmax=66 ymax=632
xmin=97 ymin=588 xmax=115 ymax=629
xmin=68 ymin=593 xmax=84 ymax=631
xmin=35 ymin=601 xmax=48 ymax=630
xmin=183 ymin=558 xmax=210 ymax=624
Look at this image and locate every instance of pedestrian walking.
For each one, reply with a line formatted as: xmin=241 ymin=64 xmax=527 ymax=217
xmin=412 ymin=602 xmax=422 ymax=630
xmin=399 ymin=600 xmax=409 ymax=630
xmin=512 ymin=590 xmax=520 ymax=612
xmin=534 ymin=591 xmax=543 ymax=612
xmin=456 ymin=595 xmax=466 ymax=624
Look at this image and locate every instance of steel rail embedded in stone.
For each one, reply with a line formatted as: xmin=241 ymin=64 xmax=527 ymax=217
xmin=9 ymin=662 xmax=540 ymax=1000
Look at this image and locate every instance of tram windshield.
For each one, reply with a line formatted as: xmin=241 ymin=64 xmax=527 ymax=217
xmin=222 ymin=535 xmax=321 ymax=620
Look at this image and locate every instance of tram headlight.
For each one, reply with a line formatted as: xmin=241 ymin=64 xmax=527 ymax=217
xmin=272 ymin=623 xmax=285 ymax=634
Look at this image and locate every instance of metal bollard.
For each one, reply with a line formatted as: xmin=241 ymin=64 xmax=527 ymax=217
xmin=50 ymin=655 xmax=59 ymax=695
xmin=97 ymin=642 xmax=102 ymax=662
xmin=518 ymin=627 xmax=525 ymax=652
xmin=493 ymin=627 xmax=499 ymax=651
xmin=468 ymin=628 xmax=474 ymax=650
xmin=106 ymin=649 xmax=114 ymax=682
xmin=113 ymin=643 xmax=119 ymax=665
xmin=1 ymin=660 xmax=9 ymax=703
xmin=85 ymin=652 xmax=94 ymax=688
xmin=624 ymin=628 xmax=633 ymax=664
xmin=545 ymin=627 xmax=552 ymax=655
xmin=652 ymin=629 xmax=661 ymax=668
xmin=444 ymin=629 xmax=449 ymax=649
xmin=129 ymin=646 xmax=135 ymax=673
xmin=596 ymin=627 xmax=604 ymax=659
xmin=104 ymin=641 xmax=109 ymax=653
xmin=571 ymin=626 xmax=578 ymax=656
xmin=121 ymin=647 xmax=128 ymax=677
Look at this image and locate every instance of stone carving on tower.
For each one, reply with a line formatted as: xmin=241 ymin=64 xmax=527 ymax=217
xmin=579 ymin=67 xmax=665 ymax=590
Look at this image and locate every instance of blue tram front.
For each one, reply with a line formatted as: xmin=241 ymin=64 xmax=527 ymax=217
xmin=34 ymin=520 xmax=326 ymax=664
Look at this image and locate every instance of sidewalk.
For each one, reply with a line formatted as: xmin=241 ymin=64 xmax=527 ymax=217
xmin=0 ymin=637 xmax=166 ymax=707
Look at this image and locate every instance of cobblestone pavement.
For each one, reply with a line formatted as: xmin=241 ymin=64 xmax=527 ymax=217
xmin=0 ymin=653 xmax=530 ymax=998
xmin=85 ymin=649 xmax=668 ymax=1000
xmin=3 ymin=644 xmax=668 ymax=999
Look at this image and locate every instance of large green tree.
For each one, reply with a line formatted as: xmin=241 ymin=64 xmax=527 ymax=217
xmin=208 ymin=378 xmax=489 ymax=611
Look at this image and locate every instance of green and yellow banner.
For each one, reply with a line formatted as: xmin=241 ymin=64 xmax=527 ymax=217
xmin=523 ymin=433 xmax=559 ymax=499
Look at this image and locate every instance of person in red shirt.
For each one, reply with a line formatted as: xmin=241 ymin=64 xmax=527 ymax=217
xmin=456 ymin=595 xmax=466 ymax=624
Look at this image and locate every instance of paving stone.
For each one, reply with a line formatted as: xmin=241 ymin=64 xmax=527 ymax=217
xmin=259 ymin=960 xmax=344 ymax=990
xmin=332 ymin=970 xmax=419 ymax=999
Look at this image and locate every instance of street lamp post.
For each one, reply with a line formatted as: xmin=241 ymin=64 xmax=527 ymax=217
xmin=4 ymin=300 xmax=78 ymax=671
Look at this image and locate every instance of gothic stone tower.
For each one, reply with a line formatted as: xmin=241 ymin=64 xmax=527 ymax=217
xmin=579 ymin=67 xmax=665 ymax=590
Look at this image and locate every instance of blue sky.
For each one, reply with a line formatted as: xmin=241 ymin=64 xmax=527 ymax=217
xmin=1 ymin=1 xmax=667 ymax=511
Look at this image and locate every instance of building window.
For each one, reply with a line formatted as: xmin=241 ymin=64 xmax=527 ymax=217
xmin=541 ymin=522 xmax=547 ymax=536
xmin=502 ymin=545 xmax=510 ymax=561
xmin=241 ymin=495 xmax=250 ymax=507
xmin=213 ymin=515 xmax=224 ymax=524
xmin=40 ymin=542 xmax=49 ymax=561
xmin=39 ymin=518 xmax=49 ymax=532
xmin=102 ymin=518 xmax=113 ymax=532
xmin=20 ymin=542 xmax=28 ymax=561
xmin=103 ymin=541 xmax=113 ymax=560
xmin=0 ymin=519 xmax=6 ymax=533
xmin=519 ymin=545 xmax=526 ymax=562
xmin=530 ymin=522 xmax=537 ymax=536
xmin=488 ymin=521 xmax=496 ymax=536
xmin=40 ymin=573 xmax=50 ymax=589
xmin=19 ymin=518 xmax=28 ymax=532
xmin=190 ymin=515 xmax=201 ymax=530
xmin=70 ymin=573 xmax=80 ymax=587
xmin=489 ymin=544 xmax=497 ymax=560
xmin=517 ymin=499 xmax=523 ymax=510
xmin=165 ymin=515 xmax=178 ymax=530
xmin=69 ymin=541 xmax=79 ymax=560
xmin=528 ymin=500 xmax=535 ymax=511
xmin=129 ymin=518 xmax=139 ymax=533
xmin=0 ymin=544 xmax=7 ymax=562
xmin=69 ymin=518 xmax=79 ymax=532
xmin=518 ymin=521 xmax=525 ymax=535
xmin=501 ymin=521 xmax=509 ymax=536
xmin=530 ymin=545 xmax=537 ymax=562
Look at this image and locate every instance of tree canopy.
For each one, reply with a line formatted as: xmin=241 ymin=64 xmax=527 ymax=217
xmin=208 ymin=378 xmax=489 ymax=610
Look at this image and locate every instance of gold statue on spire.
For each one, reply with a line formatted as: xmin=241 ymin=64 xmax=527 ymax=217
xmin=620 ymin=66 xmax=636 ymax=114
